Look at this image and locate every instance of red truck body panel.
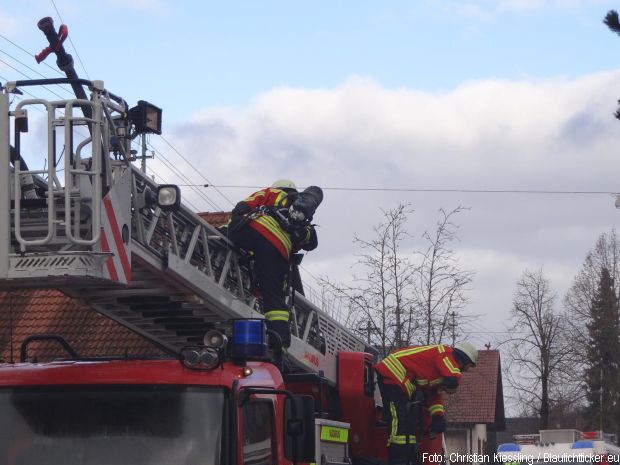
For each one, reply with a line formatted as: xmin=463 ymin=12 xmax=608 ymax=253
xmin=0 ymin=359 xmax=284 ymax=388
xmin=0 ymin=359 xmax=293 ymax=465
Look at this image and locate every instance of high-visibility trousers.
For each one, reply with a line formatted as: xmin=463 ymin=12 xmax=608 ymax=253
xmin=377 ymin=375 xmax=418 ymax=465
xmin=229 ymin=224 xmax=291 ymax=344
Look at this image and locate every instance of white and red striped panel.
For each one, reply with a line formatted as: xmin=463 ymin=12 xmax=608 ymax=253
xmin=100 ymin=172 xmax=132 ymax=284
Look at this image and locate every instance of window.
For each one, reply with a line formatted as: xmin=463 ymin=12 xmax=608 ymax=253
xmin=242 ymin=399 xmax=275 ymax=465
xmin=0 ymin=386 xmax=225 ymax=465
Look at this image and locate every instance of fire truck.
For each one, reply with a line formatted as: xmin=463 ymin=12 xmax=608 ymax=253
xmin=0 ymin=18 xmax=444 ymax=465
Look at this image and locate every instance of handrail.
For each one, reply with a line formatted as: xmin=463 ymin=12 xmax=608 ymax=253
xmin=13 ymin=99 xmax=56 ymax=249
xmin=63 ymin=99 xmax=101 ymax=246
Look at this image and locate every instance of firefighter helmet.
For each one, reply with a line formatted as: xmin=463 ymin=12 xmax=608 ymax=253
xmin=271 ymin=179 xmax=297 ymax=191
xmin=454 ymin=341 xmax=478 ymax=366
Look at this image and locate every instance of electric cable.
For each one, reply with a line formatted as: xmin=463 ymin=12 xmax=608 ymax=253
xmin=3 ymin=29 xmax=213 ymax=216
xmin=0 ymin=73 xmax=37 ymax=100
xmin=204 ymin=185 xmax=619 ymax=196
xmin=0 ymin=32 xmax=64 ymax=77
xmin=0 ymin=49 xmax=74 ymax=98
xmin=2 ymin=38 xmax=180 ymax=207
xmin=0 ymin=57 xmax=66 ymax=100
xmin=151 ymin=147 xmax=221 ymax=211
xmin=145 ymin=165 xmax=201 ymax=212
xmin=51 ymin=0 xmax=91 ymax=80
xmin=146 ymin=140 xmax=223 ymax=211
xmin=157 ymin=134 xmax=234 ymax=207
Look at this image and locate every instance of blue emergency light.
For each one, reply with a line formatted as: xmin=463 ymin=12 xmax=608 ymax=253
xmin=571 ymin=441 xmax=594 ymax=449
xmin=498 ymin=443 xmax=521 ymax=453
xmin=231 ymin=319 xmax=267 ymax=359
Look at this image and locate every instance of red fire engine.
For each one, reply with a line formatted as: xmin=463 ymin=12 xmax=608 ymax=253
xmin=0 ymin=17 xmax=443 ymax=465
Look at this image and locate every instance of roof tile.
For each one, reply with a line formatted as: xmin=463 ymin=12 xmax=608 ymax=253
xmin=0 ymin=290 xmax=164 ymax=363
xmin=198 ymin=211 xmax=231 ymax=228
xmin=444 ymin=350 xmax=504 ymax=425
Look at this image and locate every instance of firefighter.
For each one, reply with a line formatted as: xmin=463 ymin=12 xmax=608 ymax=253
xmin=374 ymin=341 xmax=478 ymax=465
xmin=226 ymin=180 xmax=320 ymax=348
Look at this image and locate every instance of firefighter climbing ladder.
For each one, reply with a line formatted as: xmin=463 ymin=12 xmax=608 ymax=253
xmin=0 ymin=79 xmax=371 ymax=383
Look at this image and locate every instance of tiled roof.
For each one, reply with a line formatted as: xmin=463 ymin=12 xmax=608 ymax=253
xmin=444 ymin=349 xmax=505 ymax=429
xmin=0 ymin=290 xmax=165 ymax=363
xmin=198 ymin=211 xmax=231 ymax=228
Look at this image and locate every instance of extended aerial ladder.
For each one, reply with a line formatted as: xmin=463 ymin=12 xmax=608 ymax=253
xmin=0 ymin=20 xmax=374 ymax=384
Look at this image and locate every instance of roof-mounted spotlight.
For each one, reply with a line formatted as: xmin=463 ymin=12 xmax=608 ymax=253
xmin=204 ymin=329 xmax=228 ymax=350
xmin=157 ymin=184 xmax=181 ymax=212
xmin=129 ymin=100 xmax=162 ymax=135
xmin=180 ymin=346 xmax=220 ymax=370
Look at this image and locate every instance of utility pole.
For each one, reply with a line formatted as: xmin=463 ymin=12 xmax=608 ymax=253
xmin=358 ymin=320 xmax=375 ymax=345
xmin=139 ymin=134 xmax=154 ymax=173
xmin=451 ymin=311 xmax=456 ymax=346
xmin=140 ymin=133 xmax=147 ymax=173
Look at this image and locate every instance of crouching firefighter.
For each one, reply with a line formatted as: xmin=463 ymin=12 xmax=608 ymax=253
xmin=225 ymin=180 xmax=322 ymax=347
xmin=374 ymin=342 xmax=478 ymax=465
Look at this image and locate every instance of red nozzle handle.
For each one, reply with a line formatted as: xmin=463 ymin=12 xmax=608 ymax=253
xmin=35 ymin=17 xmax=69 ymax=64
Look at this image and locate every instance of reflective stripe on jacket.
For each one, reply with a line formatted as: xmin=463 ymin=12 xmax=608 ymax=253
xmin=251 ymin=213 xmax=292 ymax=259
xmin=242 ymin=187 xmax=292 ymax=259
xmin=375 ymin=344 xmax=462 ymax=413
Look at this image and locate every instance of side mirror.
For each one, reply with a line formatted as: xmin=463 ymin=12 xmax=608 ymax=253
xmin=284 ymin=395 xmax=315 ymax=463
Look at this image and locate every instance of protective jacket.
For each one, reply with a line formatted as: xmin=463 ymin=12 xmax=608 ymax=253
xmin=231 ymin=187 xmax=317 ymax=259
xmin=375 ymin=344 xmax=462 ymax=418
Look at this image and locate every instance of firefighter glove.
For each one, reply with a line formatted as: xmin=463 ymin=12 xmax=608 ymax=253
xmin=431 ymin=415 xmax=447 ymax=434
xmin=442 ymin=376 xmax=459 ymax=390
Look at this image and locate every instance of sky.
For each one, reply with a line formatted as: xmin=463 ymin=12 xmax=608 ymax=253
xmin=3 ymin=0 xmax=620 ymax=353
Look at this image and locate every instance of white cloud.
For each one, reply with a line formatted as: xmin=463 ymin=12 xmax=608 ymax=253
xmin=160 ymin=71 xmax=620 ymax=336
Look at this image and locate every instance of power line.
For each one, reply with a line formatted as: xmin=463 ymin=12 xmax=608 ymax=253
xmin=51 ymin=0 xmax=91 ymax=80
xmin=2 ymin=28 xmax=214 ymax=216
xmin=145 ymin=165 xmax=201 ymax=212
xmin=147 ymin=142 xmax=222 ymax=211
xmin=1 ymin=49 xmax=51 ymax=80
xmin=157 ymin=134 xmax=234 ymax=207
xmin=203 ymin=185 xmax=618 ymax=196
xmin=148 ymin=142 xmax=222 ymax=210
xmin=0 ymin=49 xmax=74 ymax=99
xmin=0 ymin=32 xmax=63 ymax=77
xmin=0 ymin=72 xmax=56 ymax=106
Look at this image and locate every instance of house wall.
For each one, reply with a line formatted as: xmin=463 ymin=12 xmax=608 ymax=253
xmin=473 ymin=424 xmax=488 ymax=458
xmin=445 ymin=424 xmax=488 ymax=464
xmin=445 ymin=429 xmax=467 ymax=457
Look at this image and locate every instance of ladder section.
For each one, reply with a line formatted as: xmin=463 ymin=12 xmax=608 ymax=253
xmin=1 ymin=80 xmax=122 ymax=284
xmin=77 ymin=165 xmax=372 ymax=380
xmin=0 ymin=81 xmax=373 ymax=383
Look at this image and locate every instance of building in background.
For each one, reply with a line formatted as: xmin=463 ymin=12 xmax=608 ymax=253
xmin=444 ymin=349 xmax=506 ymax=462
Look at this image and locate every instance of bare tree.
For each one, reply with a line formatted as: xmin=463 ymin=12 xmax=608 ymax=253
xmin=506 ymin=268 xmax=575 ymax=429
xmin=323 ymin=205 xmax=416 ymax=356
xmin=411 ymin=207 xmax=474 ymax=345
xmin=322 ymin=205 xmax=474 ymax=355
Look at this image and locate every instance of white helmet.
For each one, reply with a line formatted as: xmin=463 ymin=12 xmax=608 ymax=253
xmin=454 ymin=341 xmax=478 ymax=366
xmin=271 ymin=179 xmax=297 ymax=191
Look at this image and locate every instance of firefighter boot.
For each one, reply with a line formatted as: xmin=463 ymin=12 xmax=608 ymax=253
xmin=266 ymin=320 xmax=291 ymax=348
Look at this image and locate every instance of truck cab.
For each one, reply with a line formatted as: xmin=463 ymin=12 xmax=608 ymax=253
xmin=0 ymin=326 xmax=320 ymax=465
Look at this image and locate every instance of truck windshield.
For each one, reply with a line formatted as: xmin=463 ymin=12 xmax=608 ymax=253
xmin=0 ymin=386 xmax=226 ymax=465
